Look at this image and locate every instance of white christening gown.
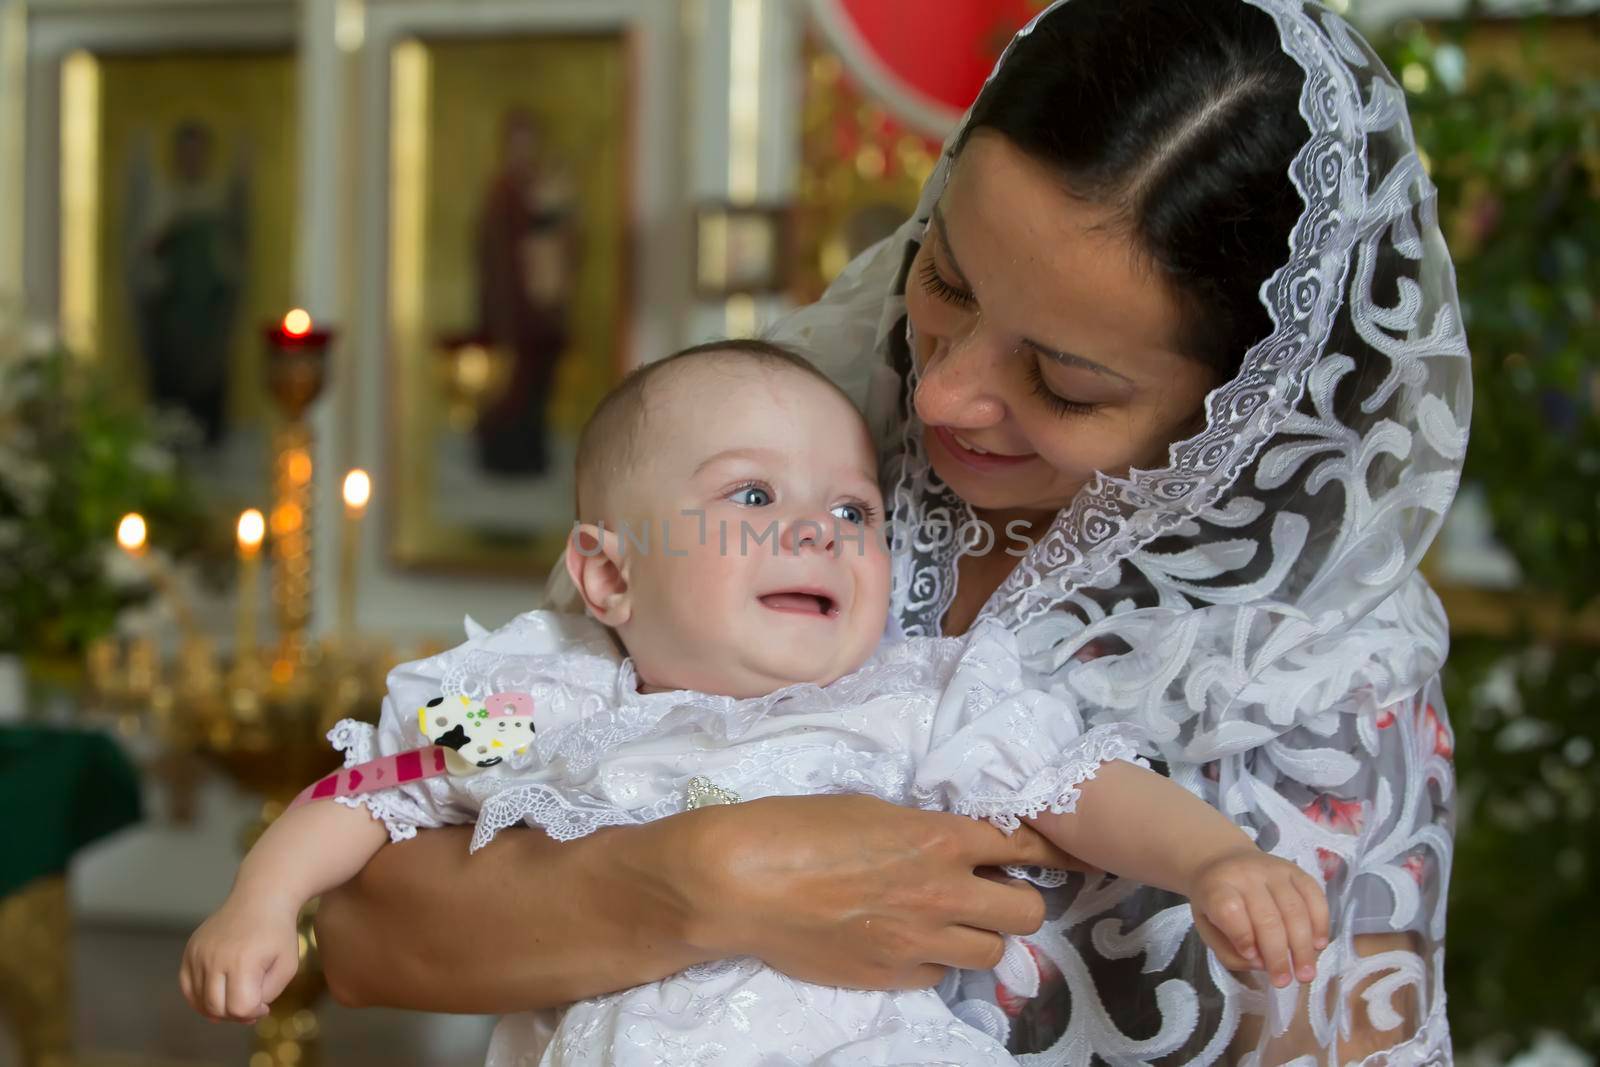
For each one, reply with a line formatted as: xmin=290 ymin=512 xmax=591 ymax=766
xmin=326 ymin=610 xmax=1144 ymax=1066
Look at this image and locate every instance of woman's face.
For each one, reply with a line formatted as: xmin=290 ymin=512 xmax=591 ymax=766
xmin=906 ymin=130 xmax=1219 ymax=525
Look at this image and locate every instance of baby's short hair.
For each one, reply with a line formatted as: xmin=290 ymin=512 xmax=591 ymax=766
xmin=574 ymin=338 xmax=849 ymax=525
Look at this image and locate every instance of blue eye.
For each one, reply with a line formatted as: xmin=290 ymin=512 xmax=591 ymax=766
xmin=831 ymin=502 xmax=873 ymax=526
xmin=729 ymin=484 xmax=773 ymax=507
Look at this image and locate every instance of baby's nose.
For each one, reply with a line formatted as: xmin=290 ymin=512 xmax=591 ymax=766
xmin=780 ymin=514 xmax=838 ymax=554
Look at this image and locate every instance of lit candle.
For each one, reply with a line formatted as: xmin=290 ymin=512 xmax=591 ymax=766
xmin=282 ymin=308 xmax=313 ymax=338
xmin=116 ymin=512 xmax=194 ymax=634
xmin=339 ymin=469 xmax=371 ymax=644
xmin=236 ymin=509 xmax=265 ymax=667
xmin=116 ymin=512 xmax=147 ymax=556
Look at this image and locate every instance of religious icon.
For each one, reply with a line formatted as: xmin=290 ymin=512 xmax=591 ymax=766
xmin=124 ymin=119 xmax=251 ymax=445
xmin=57 ymin=49 xmax=298 ymax=514
xmin=388 ymin=33 xmax=630 ymax=575
xmin=472 ymin=108 xmax=581 ymax=478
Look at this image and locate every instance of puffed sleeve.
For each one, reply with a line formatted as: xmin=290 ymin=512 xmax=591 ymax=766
xmin=325 ymin=609 xmax=621 ymax=843
xmin=913 ymin=621 xmax=1148 ymax=832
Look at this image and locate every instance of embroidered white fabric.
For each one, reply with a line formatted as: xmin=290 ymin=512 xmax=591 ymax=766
xmin=332 ymin=612 xmax=1144 ymax=1065
xmin=324 ymin=610 xmax=623 ymax=844
xmin=765 ymin=2 xmax=1467 ymax=1063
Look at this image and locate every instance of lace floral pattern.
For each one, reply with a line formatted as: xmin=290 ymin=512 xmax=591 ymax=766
xmin=933 ymin=729 xmax=1149 ymax=832
xmin=463 ymin=620 xmax=1143 ymax=856
xmin=347 ymin=613 xmax=1147 ymax=1065
xmin=770 ymin=3 xmax=1466 ymax=1062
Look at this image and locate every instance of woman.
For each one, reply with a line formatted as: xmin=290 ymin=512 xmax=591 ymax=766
xmin=316 ymin=1 xmax=1467 ymax=1062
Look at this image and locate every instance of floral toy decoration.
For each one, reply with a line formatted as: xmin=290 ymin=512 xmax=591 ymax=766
xmin=288 ymin=691 xmax=535 ymax=811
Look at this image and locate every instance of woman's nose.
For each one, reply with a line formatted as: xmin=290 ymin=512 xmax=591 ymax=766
xmin=914 ymin=328 xmax=1008 ymax=428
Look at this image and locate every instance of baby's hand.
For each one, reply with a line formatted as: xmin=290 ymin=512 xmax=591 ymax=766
xmin=180 ymin=896 xmax=302 ymax=1023
xmin=1187 ymin=847 xmax=1330 ymax=988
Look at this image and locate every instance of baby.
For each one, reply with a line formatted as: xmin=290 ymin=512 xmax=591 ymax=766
xmin=182 ymin=340 xmax=1328 ymax=1064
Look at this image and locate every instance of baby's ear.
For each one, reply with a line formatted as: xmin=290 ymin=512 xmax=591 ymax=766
xmin=565 ymin=523 xmax=631 ymax=626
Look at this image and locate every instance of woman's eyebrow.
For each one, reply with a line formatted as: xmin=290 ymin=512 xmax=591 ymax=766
xmin=1023 ymin=339 xmax=1134 ymax=384
xmin=931 ymin=205 xmax=975 ymax=291
xmin=935 ymin=204 xmax=1133 ymax=386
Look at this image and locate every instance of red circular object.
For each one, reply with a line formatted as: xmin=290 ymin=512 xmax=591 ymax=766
xmin=815 ymin=0 xmax=1043 ymax=134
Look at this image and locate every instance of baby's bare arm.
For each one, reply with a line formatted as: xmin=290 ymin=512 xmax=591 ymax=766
xmin=235 ymin=798 xmax=390 ymax=914
xmin=1029 ymin=761 xmax=1251 ymax=893
xmin=181 ymin=801 xmax=388 ymax=1021
xmin=1030 ymin=761 xmax=1328 ymax=987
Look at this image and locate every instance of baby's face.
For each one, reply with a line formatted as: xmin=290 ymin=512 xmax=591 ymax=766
xmin=613 ymin=361 xmax=890 ymax=697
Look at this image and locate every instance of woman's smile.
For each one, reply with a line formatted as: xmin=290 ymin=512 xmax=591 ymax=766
xmin=927 ymin=424 xmax=1038 ymax=471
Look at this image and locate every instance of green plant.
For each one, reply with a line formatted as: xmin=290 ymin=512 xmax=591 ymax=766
xmin=1379 ymin=12 xmax=1600 ymax=1055
xmin=0 ymin=332 xmax=208 ymax=658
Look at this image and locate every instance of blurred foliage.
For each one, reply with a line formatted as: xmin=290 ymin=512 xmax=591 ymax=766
xmin=1380 ymin=10 xmax=1600 ymax=1055
xmin=0 ymin=335 xmax=210 ymax=659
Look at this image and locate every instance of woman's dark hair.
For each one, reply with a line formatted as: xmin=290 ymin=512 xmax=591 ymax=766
xmin=956 ymin=0 xmax=1308 ymax=379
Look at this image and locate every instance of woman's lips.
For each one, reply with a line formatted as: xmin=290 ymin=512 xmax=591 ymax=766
xmin=928 ymin=425 xmax=1037 ymax=472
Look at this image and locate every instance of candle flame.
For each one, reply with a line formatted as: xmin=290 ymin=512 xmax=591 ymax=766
xmin=237 ymin=509 xmax=266 ymax=551
xmin=343 ymin=469 xmax=372 ymax=510
xmin=116 ymin=513 xmax=147 ymax=553
xmin=271 ymin=503 xmax=303 ymax=536
xmin=282 ymin=308 xmax=313 ymax=338
xmin=285 ymin=448 xmax=313 ymax=487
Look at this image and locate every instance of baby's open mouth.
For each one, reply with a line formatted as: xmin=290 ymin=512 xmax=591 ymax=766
xmin=759 ymin=591 xmax=839 ymax=618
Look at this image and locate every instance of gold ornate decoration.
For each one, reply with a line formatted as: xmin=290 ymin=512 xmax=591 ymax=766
xmin=81 ymin=312 xmax=400 ymax=1067
xmin=791 ymin=35 xmax=938 ymax=305
xmin=0 ymin=876 xmax=71 ymax=1067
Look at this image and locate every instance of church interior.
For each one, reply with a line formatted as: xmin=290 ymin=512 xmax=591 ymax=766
xmin=0 ymin=0 xmax=1595 ymax=1063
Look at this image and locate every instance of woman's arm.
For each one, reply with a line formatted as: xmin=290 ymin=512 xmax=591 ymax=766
xmin=316 ymin=793 xmax=1080 ymax=1013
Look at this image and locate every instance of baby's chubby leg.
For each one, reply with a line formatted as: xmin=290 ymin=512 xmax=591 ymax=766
xmin=181 ymin=798 xmax=389 ymax=1022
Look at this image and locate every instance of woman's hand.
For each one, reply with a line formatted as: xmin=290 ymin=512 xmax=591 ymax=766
xmin=315 ymin=795 xmax=1081 ymax=1012
xmin=671 ymin=794 xmax=1083 ymax=989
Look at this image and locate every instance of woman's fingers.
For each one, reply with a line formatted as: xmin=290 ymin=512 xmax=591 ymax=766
xmin=953 ymin=818 xmax=1083 ymax=871
xmin=953 ymin=875 xmax=1048 ymax=936
xmin=922 ymin=924 xmax=1009 ymax=972
xmin=1244 ymin=886 xmax=1293 ymax=987
xmin=1268 ymin=879 xmax=1317 ymax=983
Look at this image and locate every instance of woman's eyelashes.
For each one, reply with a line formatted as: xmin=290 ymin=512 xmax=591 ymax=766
xmin=918 ymin=256 xmax=975 ymax=309
xmin=1026 ymin=363 xmax=1099 ymax=417
xmin=917 ymin=248 xmax=1096 ymax=419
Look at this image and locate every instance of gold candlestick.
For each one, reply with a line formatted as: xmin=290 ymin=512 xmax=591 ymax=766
xmin=338 ymin=470 xmax=371 ymax=646
xmin=264 ymin=309 xmax=332 ymax=657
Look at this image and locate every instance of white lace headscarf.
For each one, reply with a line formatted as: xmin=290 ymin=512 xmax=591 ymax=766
xmin=771 ymin=1 xmax=1467 ymax=1062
